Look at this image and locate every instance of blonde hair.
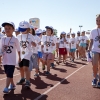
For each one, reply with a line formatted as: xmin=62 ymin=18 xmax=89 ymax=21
xmin=96 ymin=14 xmax=100 ymax=18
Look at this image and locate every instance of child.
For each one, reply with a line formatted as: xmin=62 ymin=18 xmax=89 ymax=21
xmin=89 ymin=14 xmax=100 ymax=87
xmin=29 ymin=28 xmax=41 ymax=77
xmin=1 ymin=22 xmax=20 ymax=93
xmin=17 ymin=21 xmax=36 ymax=88
xmin=69 ymin=32 xmax=77 ymax=62
xmin=41 ymin=26 xmax=56 ymax=75
xmin=57 ymin=32 xmax=67 ymax=64
xmin=0 ymin=26 xmax=5 ymax=65
xmin=65 ymin=33 xmax=70 ymax=58
xmin=78 ymin=31 xmax=88 ymax=60
xmin=76 ymin=31 xmax=80 ymax=59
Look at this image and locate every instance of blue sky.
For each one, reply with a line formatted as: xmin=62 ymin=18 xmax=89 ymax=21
xmin=0 ymin=0 xmax=100 ymax=36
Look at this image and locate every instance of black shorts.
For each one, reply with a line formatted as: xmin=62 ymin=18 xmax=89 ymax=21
xmin=19 ymin=59 xmax=29 ymax=67
xmin=4 ymin=65 xmax=15 ymax=78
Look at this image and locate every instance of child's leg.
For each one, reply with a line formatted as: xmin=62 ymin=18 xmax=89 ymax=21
xmin=23 ymin=67 xmax=30 ymax=81
xmin=20 ymin=67 xmax=24 ymax=78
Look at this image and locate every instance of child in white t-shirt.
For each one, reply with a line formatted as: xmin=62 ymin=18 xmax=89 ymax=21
xmin=76 ymin=31 xmax=80 ymax=59
xmin=89 ymin=14 xmax=100 ymax=87
xmin=65 ymin=33 xmax=70 ymax=58
xmin=1 ymin=22 xmax=20 ymax=93
xmin=79 ymin=31 xmax=88 ymax=60
xmin=69 ymin=33 xmax=78 ymax=62
xmin=29 ymin=28 xmax=41 ymax=78
xmin=42 ymin=26 xmax=56 ymax=75
xmin=17 ymin=21 xmax=36 ymax=88
xmin=57 ymin=32 xmax=67 ymax=64
xmin=0 ymin=27 xmax=5 ymax=65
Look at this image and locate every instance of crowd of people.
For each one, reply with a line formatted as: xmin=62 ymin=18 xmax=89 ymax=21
xmin=0 ymin=14 xmax=100 ymax=94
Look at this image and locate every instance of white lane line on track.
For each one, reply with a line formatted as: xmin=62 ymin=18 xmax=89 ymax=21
xmin=34 ymin=63 xmax=89 ymax=100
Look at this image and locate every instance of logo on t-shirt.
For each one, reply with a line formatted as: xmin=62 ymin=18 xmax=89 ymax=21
xmin=95 ymin=36 xmax=100 ymax=42
xmin=44 ymin=41 xmax=51 ymax=47
xmin=3 ymin=45 xmax=13 ymax=54
xmin=20 ymin=41 xmax=29 ymax=48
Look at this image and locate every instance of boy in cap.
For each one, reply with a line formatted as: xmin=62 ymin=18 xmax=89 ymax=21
xmin=41 ymin=26 xmax=56 ymax=75
xmin=17 ymin=21 xmax=36 ymax=88
xmin=1 ymin=22 xmax=20 ymax=93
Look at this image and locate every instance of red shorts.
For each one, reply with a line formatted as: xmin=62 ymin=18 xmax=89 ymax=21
xmin=59 ymin=48 xmax=67 ymax=55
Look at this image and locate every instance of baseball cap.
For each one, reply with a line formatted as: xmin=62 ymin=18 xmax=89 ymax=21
xmin=71 ymin=32 xmax=75 ymax=35
xmin=61 ymin=31 xmax=66 ymax=35
xmin=18 ymin=21 xmax=30 ymax=32
xmin=42 ymin=30 xmax=46 ymax=33
xmin=82 ymin=30 xmax=85 ymax=33
xmin=2 ymin=22 xmax=15 ymax=29
xmin=30 ymin=25 xmax=34 ymax=29
xmin=77 ymin=31 xmax=80 ymax=34
xmin=67 ymin=33 xmax=70 ymax=35
xmin=2 ymin=30 xmax=5 ymax=33
xmin=35 ymin=29 xmax=43 ymax=36
xmin=15 ymin=28 xmax=19 ymax=32
xmin=45 ymin=26 xmax=53 ymax=30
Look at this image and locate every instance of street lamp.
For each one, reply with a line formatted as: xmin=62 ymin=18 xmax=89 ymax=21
xmin=79 ymin=25 xmax=83 ymax=33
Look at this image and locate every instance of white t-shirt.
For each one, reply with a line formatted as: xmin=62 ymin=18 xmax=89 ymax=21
xmin=65 ymin=38 xmax=70 ymax=49
xmin=42 ymin=35 xmax=56 ymax=53
xmin=52 ymin=35 xmax=57 ymax=51
xmin=90 ymin=28 xmax=100 ymax=53
xmin=69 ymin=38 xmax=77 ymax=49
xmin=79 ymin=36 xmax=88 ymax=44
xmin=17 ymin=33 xmax=35 ymax=60
xmin=59 ymin=38 xmax=66 ymax=48
xmin=76 ymin=36 xmax=80 ymax=44
xmin=32 ymin=35 xmax=41 ymax=54
xmin=1 ymin=36 xmax=20 ymax=65
xmin=0 ymin=33 xmax=5 ymax=53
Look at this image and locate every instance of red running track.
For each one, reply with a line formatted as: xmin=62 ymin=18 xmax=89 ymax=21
xmin=0 ymin=59 xmax=100 ymax=100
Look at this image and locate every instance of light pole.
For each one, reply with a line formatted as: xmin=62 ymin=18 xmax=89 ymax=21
xmin=79 ymin=25 xmax=83 ymax=33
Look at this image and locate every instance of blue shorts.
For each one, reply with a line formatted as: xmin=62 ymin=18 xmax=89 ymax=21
xmin=38 ymin=52 xmax=43 ymax=58
xmin=79 ymin=43 xmax=86 ymax=47
xmin=4 ymin=65 xmax=15 ymax=78
xmin=70 ymin=49 xmax=76 ymax=52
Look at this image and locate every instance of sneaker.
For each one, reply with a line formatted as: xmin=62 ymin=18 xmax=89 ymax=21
xmin=51 ymin=63 xmax=55 ymax=68
xmin=97 ymin=82 xmax=100 ymax=88
xmin=92 ymin=79 xmax=97 ymax=87
xmin=8 ymin=84 xmax=16 ymax=90
xmin=3 ymin=87 xmax=9 ymax=94
xmin=45 ymin=71 xmax=50 ymax=75
xmin=16 ymin=78 xmax=25 ymax=85
xmin=25 ymin=81 xmax=31 ymax=87
xmin=34 ymin=73 xmax=39 ymax=78
xmin=42 ymin=66 xmax=45 ymax=70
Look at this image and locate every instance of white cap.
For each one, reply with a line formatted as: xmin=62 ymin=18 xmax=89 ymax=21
xmin=71 ymin=32 xmax=75 ymax=35
xmin=42 ymin=30 xmax=46 ymax=33
xmin=30 ymin=25 xmax=34 ymax=29
xmin=67 ymin=33 xmax=70 ymax=35
xmin=15 ymin=28 xmax=19 ymax=32
xmin=35 ymin=29 xmax=43 ymax=34
xmin=77 ymin=31 xmax=80 ymax=34
xmin=82 ymin=30 xmax=85 ymax=33
xmin=61 ymin=31 xmax=66 ymax=35
xmin=2 ymin=22 xmax=15 ymax=29
xmin=45 ymin=26 xmax=53 ymax=30
xmin=19 ymin=21 xmax=30 ymax=28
